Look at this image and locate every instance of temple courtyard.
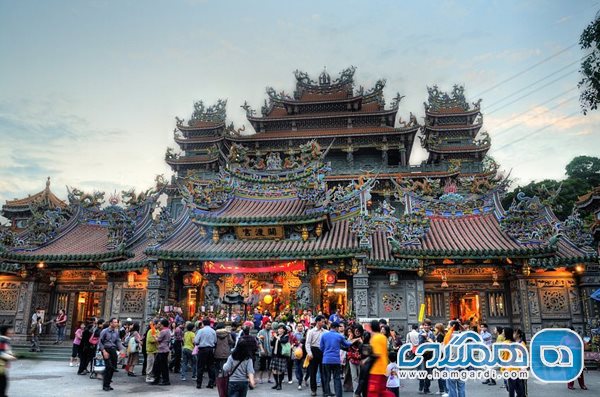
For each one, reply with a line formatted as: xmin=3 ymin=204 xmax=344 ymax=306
xmin=5 ymin=359 xmax=599 ymax=397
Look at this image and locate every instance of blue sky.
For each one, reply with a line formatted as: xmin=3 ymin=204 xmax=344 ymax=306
xmin=0 ymin=0 xmax=599 ymax=210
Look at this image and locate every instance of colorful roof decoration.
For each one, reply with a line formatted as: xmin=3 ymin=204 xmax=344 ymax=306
xmin=0 ymin=178 xmax=166 ymax=265
xmin=2 ymin=178 xmax=67 ymax=222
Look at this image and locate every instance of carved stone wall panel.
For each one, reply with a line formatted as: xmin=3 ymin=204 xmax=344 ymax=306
xmin=66 ymin=293 xmax=76 ymax=338
xmin=0 ymin=282 xmax=20 ymax=313
xmin=407 ymin=291 xmax=417 ymax=316
xmin=353 ymin=276 xmax=369 ymax=288
xmin=354 ymin=289 xmax=368 ymax=317
xmin=145 ymin=289 xmax=159 ymax=320
xmin=510 ymin=281 xmax=521 ymax=315
xmin=540 ymin=288 xmax=568 ymax=314
xmin=381 ymin=290 xmax=405 ymax=317
xmin=17 ymin=282 xmax=27 ymax=313
xmin=527 ymin=289 xmax=540 ymax=319
xmin=104 ymin=283 xmax=114 ymax=319
xmin=295 ymin=283 xmax=312 ymax=308
xmin=568 ymin=288 xmax=581 ymax=315
xmin=111 ymin=283 xmax=123 ymax=318
xmin=121 ymin=290 xmax=146 ymax=316
xmin=368 ymin=289 xmax=378 ymax=317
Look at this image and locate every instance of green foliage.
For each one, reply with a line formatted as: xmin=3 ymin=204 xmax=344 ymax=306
xmin=503 ymin=156 xmax=600 ymax=220
xmin=579 ymin=13 xmax=600 ymax=114
xmin=565 ymin=155 xmax=600 ymax=186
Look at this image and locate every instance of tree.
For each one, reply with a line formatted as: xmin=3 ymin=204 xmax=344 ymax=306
xmin=565 ymin=155 xmax=600 ymax=186
xmin=579 ymin=12 xmax=600 ymax=114
xmin=503 ymin=156 xmax=600 ymax=220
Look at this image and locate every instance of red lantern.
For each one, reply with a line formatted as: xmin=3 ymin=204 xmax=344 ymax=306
xmin=325 ymin=270 xmax=337 ymax=286
xmin=183 ymin=274 xmax=191 ymax=286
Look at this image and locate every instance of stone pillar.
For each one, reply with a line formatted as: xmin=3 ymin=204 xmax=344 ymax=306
xmin=144 ymin=272 xmax=162 ymax=321
xmin=352 ymin=264 xmax=369 ymax=319
xmin=577 ymin=263 xmax=600 ymax=334
xmin=381 ymin=148 xmax=389 ymax=167
xmin=103 ymin=282 xmax=115 ymax=320
xmin=346 ymin=150 xmax=354 ymax=167
xmin=399 ymin=144 xmax=407 ymax=166
xmin=15 ymin=281 xmax=34 ymax=335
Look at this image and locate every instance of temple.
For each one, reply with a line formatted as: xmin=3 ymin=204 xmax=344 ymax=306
xmin=0 ymin=67 xmax=598 ymax=342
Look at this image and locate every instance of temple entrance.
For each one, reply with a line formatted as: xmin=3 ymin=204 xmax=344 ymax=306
xmin=72 ymin=291 xmax=103 ymax=333
xmin=320 ymin=279 xmax=348 ymax=316
xmin=449 ymin=291 xmax=481 ymax=327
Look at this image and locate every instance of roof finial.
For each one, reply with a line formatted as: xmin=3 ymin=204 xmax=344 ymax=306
xmin=45 ymin=177 xmax=51 ymax=191
xmin=319 ymin=66 xmax=331 ymax=86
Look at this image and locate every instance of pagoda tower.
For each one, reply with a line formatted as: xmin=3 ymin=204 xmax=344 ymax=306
xmin=166 ymin=99 xmax=227 ymax=178
xmin=229 ymin=67 xmax=419 ymax=179
xmin=421 ymin=85 xmax=490 ymax=173
xmin=1 ymin=177 xmax=66 ymax=231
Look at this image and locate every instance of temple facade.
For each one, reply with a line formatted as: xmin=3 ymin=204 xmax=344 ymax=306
xmin=1 ymin=67 xmax=598 ymax=341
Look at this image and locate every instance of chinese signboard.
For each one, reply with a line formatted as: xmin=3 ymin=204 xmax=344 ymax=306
xmin=234 ymin=226 xmax=284 ymax=240
xmin=204 ymin=260 xmax=305 ymax=274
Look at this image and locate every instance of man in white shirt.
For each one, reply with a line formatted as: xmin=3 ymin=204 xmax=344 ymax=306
xmin=305 ymin=315 xmax=327 ymax=397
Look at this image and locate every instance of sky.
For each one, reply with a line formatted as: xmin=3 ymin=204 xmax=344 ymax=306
xmin=0 ymin=0 xmax=599 ymax=215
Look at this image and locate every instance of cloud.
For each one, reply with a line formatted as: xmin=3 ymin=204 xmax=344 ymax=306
xmin=556 ymin=15 xmax=572 ymax=24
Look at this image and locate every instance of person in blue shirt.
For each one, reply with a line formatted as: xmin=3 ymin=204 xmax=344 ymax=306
xmin=320 ymin=322 xmax=353 ymax=397
xmin=328 ymin=308 xmax=342 ymax=324
xmin=252 ymin=308 xmax=263 ymax=331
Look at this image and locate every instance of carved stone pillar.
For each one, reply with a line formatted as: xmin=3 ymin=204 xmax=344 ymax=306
xmin=346 ymin=150 xmax=354 ymax=167
xmin=352 ymin=264 xmax=370 ymax=319
xmin=103 ymin=282 xmax=115 ymax=320
xmin=204 ymin=277 xmax=220 ymax=310
xmin=579 ymin=263 xmax=600 ymax=334
xmin=144 ymin=273 xmax=162 ymax=321
xmin=15 ymin=281 xmax=33 ymax=335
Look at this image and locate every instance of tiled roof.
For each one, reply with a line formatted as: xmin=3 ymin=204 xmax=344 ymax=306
xmin=229 ymin=126 xmax=416 ymax=141
xmin=193 ymin=197 xmax=324 ymax=225
xmin=300 ymin=90 xmax=349 ymax=101
xmin=3 ymin=183 xmax=66 ymax=212
xmin=576 ymin=186 xmax=600 ymax=211
xmin=426 ymin=107 xmax=480 ymax=116
xmin=101 ymin=240 xmax=149 ymax=272
xmin=165 ymin=154 xmax=220 ymax=165
xmin=178 ymin=121 xmax=225 ymax=130
xmin=175 ymin=135 xmax=223 ymax=144
xmin=2 ymin=224 xmax=130 ymax=263
xmin=260 ymin=107 xmax=391 ymax=121
xmin=428 ymin=143 xmax=490 ymax=153
xmin=424 ymin=122 xmax=483 ymax=131
xmin=149 ymin=219 xmax=362 ymax=260
xmin=394 ymin=214 xmax=552 ymax=257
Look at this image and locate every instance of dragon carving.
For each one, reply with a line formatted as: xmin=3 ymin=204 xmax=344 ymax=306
xmin=67 ymin=187 xmax=105 ymax=208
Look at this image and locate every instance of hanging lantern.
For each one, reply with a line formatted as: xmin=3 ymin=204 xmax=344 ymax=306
xmin=183 ymin=274 xmax=192 ymax=286
xmin=172 ymin=263 xmax=179 ymax=274
xmin=19 ymin=268 xmax=28 ymax=279
xmin=301 ymin=226 xmax=309 ymax=242
xmin=351 ymin=258 xmax=359 ymax=274
xmin=315 ymin=223 xmax=323 ymax=237
xmin=338 ymin=260 xmax=346 ymax=273
xmin=314 ymin=261 xmax=321 ymax=273
xmin=325 ymin=270 xmax=336 ymax=286
xmin=263 ymin=294 xmax=273 ymax=305
xmin=522 ymin=263 xmax=531 ymax=277
xmin=389 ymin=271 xmax=399 ymax=286
xmin=199 ymin=226 xmax=207 ymax=237
xmin=36 ymin=261 xmax=45 ymax=269
xmin=212 ymin=228 xmax=220 ymax=243
xmin=417 ymin=263 xmax=425 ymax=278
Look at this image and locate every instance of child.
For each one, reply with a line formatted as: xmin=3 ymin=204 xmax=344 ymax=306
xmin=386 ymin=353 xmax=400 ymax=397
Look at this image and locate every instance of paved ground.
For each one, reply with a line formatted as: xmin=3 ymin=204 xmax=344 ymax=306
xmin=4 ymin=359 xmax=600 ymax=397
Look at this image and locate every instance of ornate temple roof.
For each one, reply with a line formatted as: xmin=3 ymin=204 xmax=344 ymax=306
xmin=0 ymin=178 xmax=166 ymax=266
xmin=424 ymin=85 xmax=481 ymax=115
xmin=147 ymin=216 xmax=361 ymax=261
xmin=577 ymin=186 xmax=600 ymax=213
xmin=2 ymin=177 xmax=66 ymax=215
xmin=228 ymin=126 xmax=417 ymax=141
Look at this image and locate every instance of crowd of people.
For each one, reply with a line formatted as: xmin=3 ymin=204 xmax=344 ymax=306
xmin=9 ymin=306 xmax=591 ymax=397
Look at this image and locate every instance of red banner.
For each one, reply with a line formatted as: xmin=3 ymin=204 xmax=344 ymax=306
xmin=203 ymin=260 xmax=305 ymax=274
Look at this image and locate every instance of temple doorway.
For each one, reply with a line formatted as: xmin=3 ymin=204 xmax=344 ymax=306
xmin=449 ymin=291 xmax=481 ymax=327
xmin=72 ymin=291 xmax=103 ymax=333
xmin=321 ymin=280 xmax=348 ymax=316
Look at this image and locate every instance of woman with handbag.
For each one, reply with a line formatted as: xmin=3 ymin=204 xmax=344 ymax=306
xmin=270 ymin=324 xmax=290 ymax=390
xmin=126 ymin=322 xmax=141 ymax=376
xmin=222 ymin=341 xmax=256 ymax=397
xmin=54 ymin=309 xmax=68 ymax=344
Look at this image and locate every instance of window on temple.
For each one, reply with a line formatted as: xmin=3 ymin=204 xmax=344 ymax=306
xmin=488 ymin=292 xmax=506 ymax=317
